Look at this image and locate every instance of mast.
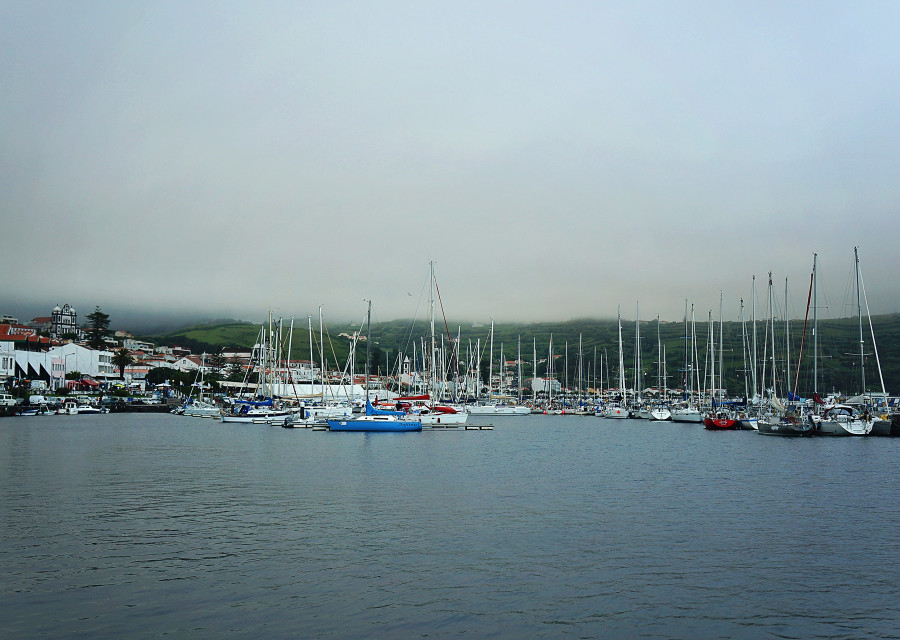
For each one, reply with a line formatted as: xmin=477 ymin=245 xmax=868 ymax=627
xmin=656 ymin=316 xmax=662 ymax=403
xmin=813 ymin=253 xmax=818 ymax=395
xmin=634 ymin=302 xmax=641 ymax=407
xmin=769 ymin=273 xmax=777 ymax=400
xmin=857 ymin=249 xmax=887 ymax=399
xmin=364 ymin=299 xmax=372 ymax=402
xmin=751 ymin=276 xmax=758 ymax=403
xmin=718 ymin=291 xmax=724 ymax=403
xmin=429 ymin=261 xmax=437 ymax=401
xmin=578 ymin=333 xmax=583 ymax=406
xmin=740 ymin=300 xmax=749 ymax=401
xmin=488 ymin=318 xmax=494 ymax=401
xmin=319 ymin=306 xmax=325 ymax=404
xmin=517 ymin=335 xmax=522 ymax=404
xmin=682 ymin=299 xmax=689 ymax=402
xmin=617 ymin=307 xmax=625 ymax=399
xmin=855 ymin=246 xmax=865 ymax=394
xmin=708 ymin=310 xmax=715 ymax=407
xmin=548 ymin=334 xmax=554 ymax=405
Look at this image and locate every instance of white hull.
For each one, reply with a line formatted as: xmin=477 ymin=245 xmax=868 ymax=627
xmin=466 ymin=404 xmax=530 ymax=415
xmin=812 ymin=417 xmax=873 ymax=436
xmin=671 ymin=407 xmax=703 ymax=423
xmin=648 ymin=408 xmax=672 ymax=421
xmin=602 ymin=405 xmax=629 ymax=419
xmin=221 ymin=410 xmax=293 ymax=424
xmin=419 ymin=412 xmax=468 ymax=425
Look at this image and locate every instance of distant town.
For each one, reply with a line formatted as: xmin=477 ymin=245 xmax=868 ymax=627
xmin=0 ymin=304 xmax=276 ymax=399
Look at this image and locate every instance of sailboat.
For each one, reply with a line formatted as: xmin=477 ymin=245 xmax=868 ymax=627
xmin=179 ymin=353 xmax=222 ymax=418
xmin=466 ymin=317 xmax=529 ymax=415
xmin=603 ymin=307 xmax=629 ymax=419
xmin=327 ymin=301 xmax=422 ymax=432
xmin=221 ymin=313 xmax=293 ymax=424
xmin=808 ymin=248 xmax=876 ymax=436
xmin=704 ymin=294 xmax=741 ymax=430
xmin=671 ymin=302 xmax=703 ymax=423
xmin=646 ymin=316 xmax=672 ymax=421
xmin=408 ymin=262 xmax=469 ymax=426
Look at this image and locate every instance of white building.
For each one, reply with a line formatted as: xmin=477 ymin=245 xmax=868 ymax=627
xmin=48 ymin=343 xmax=116 ymax=380
xmin=528 ymin=377 xmax=562 ymax=394
xmin=123 ymin=338 xmax=154 ymax=351
xmin=172 ymin=355 xmax=204 ymax=373
xmin=0 ymin=345 xmax=14 ymax=383
xmin=51 ymin=304 xmax=79 ymax=339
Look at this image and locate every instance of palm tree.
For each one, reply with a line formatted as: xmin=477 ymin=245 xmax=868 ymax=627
xmin=112 ymin=348 xmax=135 ymax=380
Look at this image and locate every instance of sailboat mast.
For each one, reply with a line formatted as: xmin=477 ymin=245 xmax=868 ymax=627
xmin=617 ymin=307 xmax=625 ymax=397
xmin=751 ymin=276 xmax=758 ymax=403
xmin=488 ymin=318 xmax=494 ymax=401
xmin=307 ymin=315 xmax=314 ymax=396
xmin=740 ymin=300 xmax=749 ymax=401
xmin=364 ymin=299 xmax=372 ymax=401
xmin=858 ymin=251 xmax=887 ymax=399
xmin=634 ymin=302 xmax=641 ymax=406
xmin=656 ymin=316 xmax=663 ymax=402
xmin=718 ymin=291 xmax=724 ymax=402
xmin=548 ymin=334 xmax=554 ymax=405
xmin=517 ymin=335 xmax=522 ymax=404
xmin=855 ymin=246 xmax=865 ymax=394
xmin=429 ymin=261 xmax=437 ymax=400
xmin=708 ymin=310 xmax=715 ymax=406
xmin=813 ymin=253 xmax=818 ymax=395
xmin=769 ymin=273 xmax=776 ymax=399
xmin=319 ymin=306 xmax=325 ymax=404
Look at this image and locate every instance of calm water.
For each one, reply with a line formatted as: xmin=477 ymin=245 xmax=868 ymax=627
xmin=3 ymin=413 xmax=900 ymax=639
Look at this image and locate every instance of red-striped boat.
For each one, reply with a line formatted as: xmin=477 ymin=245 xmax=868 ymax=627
xmin=704 ymin=411 xmax=740 ymax=430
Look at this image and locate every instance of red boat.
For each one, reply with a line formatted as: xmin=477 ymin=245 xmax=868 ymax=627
xmin=704 ymin=412 xmax=740 ymax=430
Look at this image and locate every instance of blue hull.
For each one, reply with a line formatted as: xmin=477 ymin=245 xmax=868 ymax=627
xmin=327 ymin=418 xmax=422 ymax=432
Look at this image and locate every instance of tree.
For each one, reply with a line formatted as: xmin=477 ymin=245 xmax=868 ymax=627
xmin=86 ymin=307 xmax=111 ymax=350
xmin=225 ymin=358 xmax=245 ymax=382
xmin=112 ymin=348 xmax=134 ymax=379
xmin=208 ymin=350 xmax=226 ymax=375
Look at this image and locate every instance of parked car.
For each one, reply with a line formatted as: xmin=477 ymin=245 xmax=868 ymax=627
xmin=0 ymin=393 xmax=17 ymax=407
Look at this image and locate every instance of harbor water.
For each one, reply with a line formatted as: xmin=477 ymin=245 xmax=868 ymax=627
xmin=3 ymin=413 xmax=900 ymax=639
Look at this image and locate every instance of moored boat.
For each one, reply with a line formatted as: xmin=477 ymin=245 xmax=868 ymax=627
xmin=703 ymin=411 xmax=741 ymax=430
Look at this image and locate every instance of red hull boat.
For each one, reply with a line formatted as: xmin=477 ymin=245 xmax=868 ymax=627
xmin=704 ymin=413 xmax=740 ymax=430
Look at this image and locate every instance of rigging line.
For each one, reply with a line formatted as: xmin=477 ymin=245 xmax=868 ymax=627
xmin=433 ymin=277 xmax=460 ymax=386
xmin=793 ymin=270 xmax=813 ymax=398
xmin=320 ymin=313 xmax=346 ymax=402
xmin=399 ymin=276 xmax=429 ymax=358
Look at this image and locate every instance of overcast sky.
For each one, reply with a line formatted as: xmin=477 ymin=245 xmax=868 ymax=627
xmin=3 ymin=1 xmax=899 ymax=328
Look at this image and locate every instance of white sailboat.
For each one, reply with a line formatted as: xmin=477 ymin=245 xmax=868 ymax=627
xmin=810 ymin=248 xmax=875 ymax=436
xmin=221 ymin=312 xmax=293 ymax=424
xmin=467 ymin=316 xmax=529 ymax=415
xmin=603 ymin=307 xmax=629 ymax=419
xmin=647 ymin=316 xmax=672 ymax=421
xmin=671 ymin=302 xmax=703 ymax=423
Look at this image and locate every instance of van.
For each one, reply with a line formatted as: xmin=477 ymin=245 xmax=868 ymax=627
xmin=29 ymin=395 xmax=48 ymax=405
xmin=0 ymin=393 xmax=16 ymax=407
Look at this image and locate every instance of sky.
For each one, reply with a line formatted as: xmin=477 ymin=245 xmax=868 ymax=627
xmin=2 ymin=1 xmax=900 ymax=330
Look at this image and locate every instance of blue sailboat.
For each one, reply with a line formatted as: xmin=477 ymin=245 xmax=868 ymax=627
xmin=327 ymin=399 xmax=422 ymax=432
xmin=326 ymin=300 xmax=422 ymax=433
